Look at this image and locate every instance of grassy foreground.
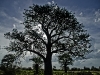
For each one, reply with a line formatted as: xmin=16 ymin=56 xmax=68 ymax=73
xmin=0 ymin=70 xmax=100 ymax=75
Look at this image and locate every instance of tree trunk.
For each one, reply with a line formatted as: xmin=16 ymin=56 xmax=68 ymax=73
xmin=64 ymin=63 xmax=67 ymax=73
xmin=44 ymin=53 xmax=53 ymax=75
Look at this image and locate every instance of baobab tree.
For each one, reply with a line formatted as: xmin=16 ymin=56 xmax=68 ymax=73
xmin=4 ymin=4 xmax=91 ymax=75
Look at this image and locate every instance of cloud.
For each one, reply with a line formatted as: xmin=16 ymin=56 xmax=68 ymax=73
xmin=47 ymin=0 xmax=55 ymax=5
xmin=47 ymin=2 xmax=51 ymax=5
xmin=94 ymin=9 xmax=100 ymax=22
xmin=52 ymin=54 xmax=58 ymax=62
xmin=0 ymin=11 xmax=23 ymax=29
xmin=52 ymin=1 xmax=55 ymax=4
xmin=0 ymin=11 xmax=8 ymax=17
xmin=12 ymin=17 xmax=22 ymax=23
xmin=13 ymin=24 xmax=16 ymax=29
xmin=95 ymin=9 xmax=100 ymax=17
xmin=21 ymin=60 xmax=33 ymax=68
xmin=66 ymin=8 xmax=100 ymax=68
xmin=69 ymin=58 xmax=100 ymax=68
xmin=0 ymin=31 xmax=11 ymax=63
xmin=52 ymin=62 xmax=60 ymax=69
xmin=79 ymin=12 xmax=83 ymax=16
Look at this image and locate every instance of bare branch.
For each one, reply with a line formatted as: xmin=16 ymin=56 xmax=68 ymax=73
xmin=27 ymin=49 xmax=45 ymax=60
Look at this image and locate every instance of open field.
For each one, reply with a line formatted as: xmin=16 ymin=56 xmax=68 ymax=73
xmin=0 ymin=70 xmax=100 ymax=75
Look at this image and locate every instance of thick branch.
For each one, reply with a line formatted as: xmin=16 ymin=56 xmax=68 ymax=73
xmin=36 ymin=34 xmax=47 ymax=46
xmin=28 ymin=30 xmax=47 ymax=46
xmin=50 ymin=24 xmax=58 ymax=36
xmin=47 ymin=19 xmax=52 ymax=30
xmin=27 ymin=49 xmax=45 ymax=60
xmin=41 ymin=16 xmax=52 ymax=47
xmin=41 ymin=16 xmax=50 ymax=40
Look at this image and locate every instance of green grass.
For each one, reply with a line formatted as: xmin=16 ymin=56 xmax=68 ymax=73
xmin=0 ymin=70 xmax=100 ymax=75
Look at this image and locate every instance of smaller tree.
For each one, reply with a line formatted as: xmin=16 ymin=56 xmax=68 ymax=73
xmin=84 ymin=66 xmax=90 ymax=71
xmin=1 ymin=54 xmax=15 ymax=68
xmin=58 ymin=53 xmax=73 ymax=73
xmin=30 ymin=56 xmax=43 ymax=69
xmin=29 ymin=55 xmax=43 ymax=74
xmin=99 ymin=66 xmax=100 ymax=71
xmin=1 ymin=54 xmax=16 ymax=75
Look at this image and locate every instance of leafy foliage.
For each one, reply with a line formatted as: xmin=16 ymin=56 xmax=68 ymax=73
xmin=1 ymin=54 xmax=15 ymax=68
xmin=4 ymin=4 xmax=91 ymax=60
xmin=58 ymin=53 xmax=73 ymax=68
xmin=0 ymin=54 xmax=18 ymax=75
xmin=30 ymin=56 xmax=43 ymax=69
xmin=4 ymin=3 xmax=91 ymax=75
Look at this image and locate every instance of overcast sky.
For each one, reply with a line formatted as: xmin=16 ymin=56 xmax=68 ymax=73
xmin=0 ymin=0 xmax=100 ymax=69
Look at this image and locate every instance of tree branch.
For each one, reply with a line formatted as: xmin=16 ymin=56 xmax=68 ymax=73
xmin=36 ymin=34 xmax=47 ymax=46
xmin=47 ymin=19 xmax=52 ymax=30
xmin=51 ymin=32 xmax=61 ymax=39
xmin=27 ymin=49 xmax=45 ymax=60
xmin=28 ymin=30 xmax=47 ymax=46
xmin=50 ymin=24 xmax=58 ymax=36
xmin=52 ymin=48 xmax=65 ymax=54
xmin=52 ymin=36 xmax=68 ymax=44
xmin=41 ymin=16 xmax=49 ymax=39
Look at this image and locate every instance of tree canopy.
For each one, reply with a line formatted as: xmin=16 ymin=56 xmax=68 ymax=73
xmin=4 ymin=4 xmax=91 ymax=75
xmin=58 ymin=53 xmax=73 ymax=72
xmin=29 ymin=55 xmax=43 ymax=69
xmin=1 ymin=54 xmax=15 ymax=68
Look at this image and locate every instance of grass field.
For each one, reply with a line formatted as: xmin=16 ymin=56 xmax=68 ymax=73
xmin=0 ymin=70 xmax=100 ymax=75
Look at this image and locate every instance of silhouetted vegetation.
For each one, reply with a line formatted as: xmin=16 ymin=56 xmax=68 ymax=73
xmin=58 ymin=53 xmax=73 ymax=73
xmin=0 ymin=54 xmax=21 ymax=75
xmin=0 ymin=65 xmax=100 ymax=75
xmin=2 ymin=3 xmax=92 ymax=75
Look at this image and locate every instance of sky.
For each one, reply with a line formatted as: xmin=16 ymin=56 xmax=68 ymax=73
xmin=0 ymin=0 xmax=100 ymax=69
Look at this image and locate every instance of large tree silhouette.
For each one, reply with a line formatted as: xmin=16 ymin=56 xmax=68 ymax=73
xmin=4 ymin=4 xmax=91 ymax=75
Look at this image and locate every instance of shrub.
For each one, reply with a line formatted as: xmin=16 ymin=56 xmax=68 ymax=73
xmin=76 ymin=72 xmax=93 ymax=75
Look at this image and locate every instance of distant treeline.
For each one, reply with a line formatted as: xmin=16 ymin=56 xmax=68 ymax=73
xmin=0 ymin=66 xmax=98 ymax=71
xmin=57 ymin=66 xmax=100 ymax=71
